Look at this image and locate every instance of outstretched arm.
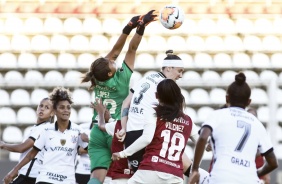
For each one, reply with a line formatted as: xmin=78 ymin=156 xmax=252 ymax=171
xmin=0 ymin=139 xmax=34 ymax=153
xmin=112 ymin=108 xmax=156 ymax=160
xmin=105 ymin=16 xmax=141 ymax=62
xmin=124 ymin=10 xmax=158 ymax=70
xmin=3 ymin=148 xmax=39 ymax=184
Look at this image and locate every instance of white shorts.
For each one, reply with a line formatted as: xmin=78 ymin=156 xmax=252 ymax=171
xmin=103 ymin=176 xmax=112 ymax=184
xmin=128 ymin=170 xmax=183 ymax=184
xmin=110 ymin=178 xmax=129 ymax=184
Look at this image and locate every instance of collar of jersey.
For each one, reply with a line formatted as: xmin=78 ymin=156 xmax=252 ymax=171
xmin=55 ymin=121 xmax=71 ymax=131
xmin=35 ymin=121 xmax=47 ymax=126
xmin=229 ymin=106 xmax=245 ymax=111
xmin=158 ymin=72 xmax=166 ymax=78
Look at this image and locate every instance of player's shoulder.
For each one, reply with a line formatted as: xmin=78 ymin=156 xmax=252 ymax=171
xmin=116 ymin=62 xmax=133 ymax=75
xmin=35 ymin=121 xmax=52 ymax=131
xmin=70 ymin=121 xmax=81 ymax=129
xmin=44 ymin=122 xmax=55 ymax=129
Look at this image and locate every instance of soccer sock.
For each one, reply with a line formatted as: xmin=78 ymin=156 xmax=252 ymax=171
xmin=87 ymin=178 xmax=102 ymax=184
xmin=184 ymin=164 xmax=191 ymax=177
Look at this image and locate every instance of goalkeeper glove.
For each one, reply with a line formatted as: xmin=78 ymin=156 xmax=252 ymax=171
xmin=122 ymin=15 xmax=141 ymax=35
xmin=136 ymin=10 xmax=159 ymax=35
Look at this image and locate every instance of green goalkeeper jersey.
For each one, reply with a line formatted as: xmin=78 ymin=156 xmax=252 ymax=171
xmin=92 ymin=62 xmax=132 ymax=121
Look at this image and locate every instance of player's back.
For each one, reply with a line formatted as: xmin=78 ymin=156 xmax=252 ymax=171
xmin=127 ymin=72 xmax=165 ymax=132
xmin=138 ymin=112 xmax=192 ymax=178
xmin=207 ymin=107 xmax=272 ymax=183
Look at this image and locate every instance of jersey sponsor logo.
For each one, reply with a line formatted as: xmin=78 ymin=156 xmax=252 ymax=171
xmin=124 ymin=169 xmax=130 ymax=175
xmin=173 ymin=117 xmax=190 ymax=125
xmin=157 ymin=157 xmax=180 ymax=168
xmin=98 ymin=91 xmax=110 ymax=98
xmin=96 ymin=85 xmax=117 ymax=92
xmin=50 ymin=146 xmax=74 ymax=153
xmin=83 ymin=163 xmax=91 ymax=171
xmin=165 ymin=122 xmax=184 ymax=132
xmin=129 ymin=160 xmax=139 ymax=168
xmin=151 ymin=155 xmax=159 ymax=162
xmin=60 ymin=139 xmax=66 ymax=146
xmin=230 ymin=109 xmax=254 ymax=121
xmin=46 ymin=172 xmax=67 ymax=182
xmin=231 ymin=156 xmax=250 ymax=167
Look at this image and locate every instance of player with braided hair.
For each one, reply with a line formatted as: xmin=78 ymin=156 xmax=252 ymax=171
xmin=82 ymin=10 xmax=158 ymax=184
xmin=3 ymin=87 xmax=88 ymax=184
xmin=1 ymin=98 xmax=54 ymax=184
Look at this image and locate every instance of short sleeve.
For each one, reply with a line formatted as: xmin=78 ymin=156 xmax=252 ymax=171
xmin=190 ymin=122 xmax=200 ymax=142
xmin=29 ymin=124 xmax=47 ymax=141
xmin=78 ymin=125 xmax=86 ymax=134
xmin=201 ymin=112 xmax=219 ymax=132
xmin=117 ymin=62 xmax=133 ymax=86
xmin=258 ymin=127 xmax=273 ymax=155
xmin=33 ymin=129 xmax=47 ymax=151
xmin=78 ymin=134 xmax=89 ymax=149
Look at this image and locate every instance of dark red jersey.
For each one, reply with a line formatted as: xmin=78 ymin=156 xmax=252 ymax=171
xmin=110 ymin=120 xmax=134 ymax=179
xmin=138 ymin=113 xmax=192 ymax=178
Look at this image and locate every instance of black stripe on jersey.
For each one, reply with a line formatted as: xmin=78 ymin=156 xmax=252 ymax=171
xmin=29 ymin=136 xmax=36 ymax=142
xmin=77 ymin=146 xmax=81 ymax=155
xmin=55 ymin=121 xmax=71 ymax=131
xmin=158 ymin=72 xmax=166 ymax=78
xmin=91 ymin=166 xmax=107 ymax=173
xmin=123 ymin=61 xmax=133 ymax=73
xmin=261 ymin=147 xmax=274 ymax=156
xmin=33 ymin=146 xmax=41 ymax=151
xmin=25 ymin=158 xmax=37 ymax=177
xmin=35 ymin=121 xmax=47 ymax=126
xmin=199 ymin=125 xmax=213 ymax=135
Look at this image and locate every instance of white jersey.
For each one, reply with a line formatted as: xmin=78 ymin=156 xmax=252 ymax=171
xmin=202 ymin=107 xmax=273 ymax=184
xmin=127 ymin=72 xmax=165 ymax=132
xmin=75 ymin=122 xmax=91 ymax=175
xmin=34 ymin=121 xmax=88 ymax=184
xmin=18 ymin=121 xmax=50 ymax=178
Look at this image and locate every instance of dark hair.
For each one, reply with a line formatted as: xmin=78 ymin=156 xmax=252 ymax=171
xmin=155 ymin=79 xmax=185 ymax=121
xmin=81 ymin=57 xmax=111 ymax=90
xmin=49 ymin=87 xmax=73 ymax=109
xmin=227 ymin=72 xmax=251 ymax=108
xmin=161 ymin=50 xmax=181 ymax=70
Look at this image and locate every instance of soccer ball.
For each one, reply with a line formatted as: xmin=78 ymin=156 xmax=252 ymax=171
xmin=159 ymin=4 xmax=185 ymax=30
